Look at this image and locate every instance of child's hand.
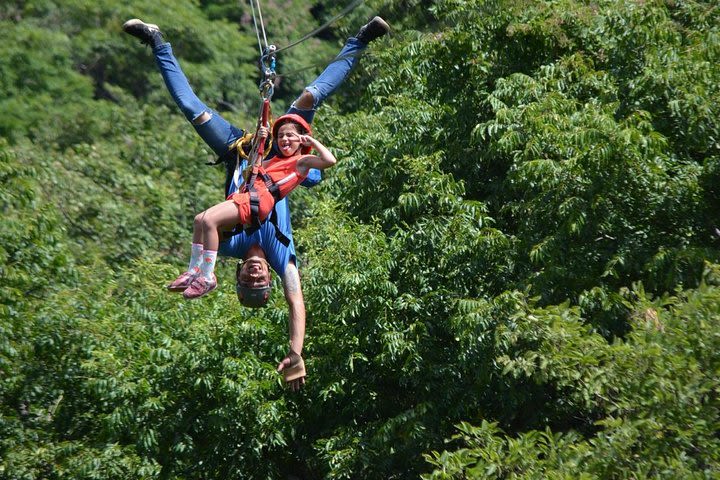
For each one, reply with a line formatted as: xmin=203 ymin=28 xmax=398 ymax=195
xmin=258 ymin=126 xmax=269 ymax=139
xmin=296 ymin=134 xmax=313 ymax=147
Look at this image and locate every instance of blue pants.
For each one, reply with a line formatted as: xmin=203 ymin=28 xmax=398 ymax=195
xmin=153 ymin=38 xmax=367 ymax=157
xmin=153 ymin=37 xmax=367 ymax=264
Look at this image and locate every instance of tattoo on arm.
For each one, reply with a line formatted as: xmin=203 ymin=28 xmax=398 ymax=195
xmin=284 ymin=266 xmax=301 ymax=294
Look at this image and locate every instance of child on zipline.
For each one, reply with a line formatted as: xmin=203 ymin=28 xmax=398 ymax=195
xmin=122 ymin=15 xmax=388 ymax=388
xmin=168 ymin=114 xmax=336 ymax=299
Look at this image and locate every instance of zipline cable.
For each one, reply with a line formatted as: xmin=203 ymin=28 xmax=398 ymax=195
xmin=247 ymin=0 xmax=277 ymax=100
xmin=274 ymin=0 xmax=365 ymax=54
xmin=229 ymin=0 xmax=276 ymax=193
xmin=246 ymin=0 xmax=368 ymax=89
xmin=276 ymin=50 xmax=371 ymax=80
xmin=248 ymin=0 xmax=263 ymax=55
xmin=254 ymin=0 xmax=270 ymax=49
xmin=248 ymin=0 xmax=269 ymax=55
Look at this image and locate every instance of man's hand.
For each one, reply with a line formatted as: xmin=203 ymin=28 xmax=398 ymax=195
xmin=276 ymin=351 xmax=306 ymax=392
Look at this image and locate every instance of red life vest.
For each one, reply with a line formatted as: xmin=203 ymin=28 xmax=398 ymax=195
xmin=228 ymin=154 xmax=308 ymax=226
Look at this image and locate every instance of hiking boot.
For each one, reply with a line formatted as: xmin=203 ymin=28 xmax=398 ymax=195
xmin=122 ymin=18 xmax=164 ymax=47
xmin=355 ymin=16 xmax=390 ymax=44
xmin=183 ymin=274 xmax=218 ymax=300
xmin=167 ymin=271 xmax=197 ymax=292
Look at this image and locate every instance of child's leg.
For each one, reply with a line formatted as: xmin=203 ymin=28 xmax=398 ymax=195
xmin=153 ymin=43 xmax=244 ymax=156
xmin=167 ymin=238 xmax=204 ymax=291
xmin=180 ymin=200 xmax=239 ymax=299
xmin=197 ymin=200 xmax=241 ymax=253
xmin=167 ymin=207 xmax=217 ymax=292
xmin=192 ymin=211 xmax=206 ymax=245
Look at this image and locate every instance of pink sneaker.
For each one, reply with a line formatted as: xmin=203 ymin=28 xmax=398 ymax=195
xmin=183 ymin=275 xmax=217 ymax=299
xmin=167 ymin=271 xmax=197 ymax=292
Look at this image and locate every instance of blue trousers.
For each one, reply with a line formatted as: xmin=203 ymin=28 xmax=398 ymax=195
xmin=153 ymin=38 xmax=366 ymax=157
xmin=153 ymin=37 xmax=367 ymax=265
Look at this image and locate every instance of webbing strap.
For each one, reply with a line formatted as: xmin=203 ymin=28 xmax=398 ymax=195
xmin=243 ymin=164 xmax=284 ymax=227
xmin=225 ymin=205 xmax=290 ymax=248
xmin=270 ymin=208 xmax=291 ymax=247
xmin=248 ymin=189 xmax=262 ymax=228
xmin=240 ymin=98 xmax=271 ymax=228
xmin=260 ymin=171 xmax=281 ymax=202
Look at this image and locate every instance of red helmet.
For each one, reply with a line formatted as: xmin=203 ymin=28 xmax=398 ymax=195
xmin=272 ymin=114 xmax=313 ymax=155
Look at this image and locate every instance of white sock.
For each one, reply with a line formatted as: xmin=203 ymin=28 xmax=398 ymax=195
xmin=188 ymin=243 xmax=204 ymax=274
xmin=200 ymin=250 xmax=218 ymax=280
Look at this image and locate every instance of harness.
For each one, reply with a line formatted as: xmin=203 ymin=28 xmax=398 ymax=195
xmin=241 ymin=155 xmax=292 ymax=247
xmin=214 ymin=136 xmax=292 ymax=248
xmin=207 ymin=0 xmax=355 ymax=247
xmin=243 ymin=98 xmax=273 ymax=226
xmin=229 ymin=105 xmax=293 ymax=247
xmin=207 ymin=44 xmax=291 ymax=247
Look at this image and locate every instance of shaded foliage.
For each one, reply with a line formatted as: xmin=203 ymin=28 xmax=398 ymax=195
xmin=2 ymin=0 xmax=720 ymax=479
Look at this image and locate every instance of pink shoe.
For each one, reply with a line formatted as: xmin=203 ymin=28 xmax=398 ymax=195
xmin=167 ymin=271 xmax=197 ymax=292
xmin=183 ymin=275 xmax=217 ymax=299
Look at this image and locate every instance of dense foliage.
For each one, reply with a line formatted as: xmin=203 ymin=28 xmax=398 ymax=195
xmin=2 ymin=0 xmax=719 ymax=478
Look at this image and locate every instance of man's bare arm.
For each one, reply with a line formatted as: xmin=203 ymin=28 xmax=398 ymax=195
xmin=276 ymin=261 xmax=306 ymax=391
xmin=282 ymin=261 xmax=305 ymax=354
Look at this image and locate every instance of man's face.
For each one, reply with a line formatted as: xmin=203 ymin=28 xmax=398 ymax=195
xmin=238 ymin=256 xmax=271 ymax=288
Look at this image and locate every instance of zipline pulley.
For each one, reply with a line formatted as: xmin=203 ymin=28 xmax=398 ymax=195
xmin=259 ymin=44 xmax=277 ymax=99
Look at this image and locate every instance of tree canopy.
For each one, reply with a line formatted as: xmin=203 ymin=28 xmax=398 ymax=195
xmin=2 ymin=0 xmax=720 ymax=478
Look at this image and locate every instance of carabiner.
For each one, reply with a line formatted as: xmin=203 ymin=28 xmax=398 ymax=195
xmin=258 ymin=44 xmax=277 ymax=99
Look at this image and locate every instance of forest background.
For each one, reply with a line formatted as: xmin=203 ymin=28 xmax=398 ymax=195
xmin=2 ymin=0 xmax=720 ymax=478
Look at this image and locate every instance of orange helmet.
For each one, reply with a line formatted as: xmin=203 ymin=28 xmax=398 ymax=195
xmin=272 ymin=114 xmax=313 ymax=155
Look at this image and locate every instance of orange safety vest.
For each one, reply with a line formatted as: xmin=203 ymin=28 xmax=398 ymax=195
xmin=228 ymin=153 xmax=308 ymax=226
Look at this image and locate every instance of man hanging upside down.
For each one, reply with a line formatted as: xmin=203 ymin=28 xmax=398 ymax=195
xmin=123 ymin=14 xmax=390 ymax=391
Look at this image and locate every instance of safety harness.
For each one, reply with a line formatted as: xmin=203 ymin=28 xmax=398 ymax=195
xmin=203 ymin=44 xmax=291 ymax=246
xmin=207 ymin=0 xmax=363 ymax=249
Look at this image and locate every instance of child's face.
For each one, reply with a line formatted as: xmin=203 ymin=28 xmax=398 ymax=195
xmin=276 ymin=123 xmax=303 ymax=157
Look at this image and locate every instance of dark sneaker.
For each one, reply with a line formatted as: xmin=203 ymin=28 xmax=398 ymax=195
xmin=355 ymin=16 xmax=390 ymax=44
xmin=122 ymin=18 xmax=163 ymax=46
xmin=183 ymin=274 xmax=218 ymax=300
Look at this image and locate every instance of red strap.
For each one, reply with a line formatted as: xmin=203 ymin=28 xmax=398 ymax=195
xmin=242 ymin=99 xmax=272 ymax=194
xmin=254 ymin=99 xmax=271 ymax=166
